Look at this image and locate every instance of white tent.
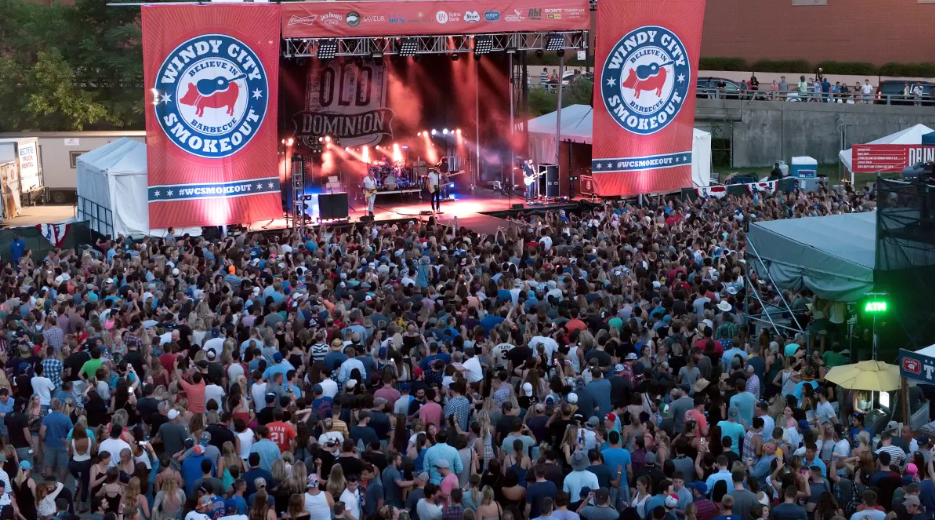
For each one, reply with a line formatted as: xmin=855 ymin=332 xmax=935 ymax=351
xmin=527 ymin=105 xmax=711 ymax=188
xmin=76 ymin=138 xmax=199 ymax=237
xmin=839 ymin=124 xmax=935 ymax=173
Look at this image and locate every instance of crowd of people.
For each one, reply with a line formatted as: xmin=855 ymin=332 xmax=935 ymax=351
xmin=0 ymin=180 xmax=905 ymax=520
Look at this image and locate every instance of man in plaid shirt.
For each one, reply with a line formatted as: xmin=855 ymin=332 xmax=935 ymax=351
xmin=442 ymin=488 xmax=464 ymax=520
xmin=40 ymin=346 xmax=63 ymax=390
xmin=42 ymin=316 xmax=64 ymax=353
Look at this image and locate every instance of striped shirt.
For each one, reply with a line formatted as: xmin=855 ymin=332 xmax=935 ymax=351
xmin=875 ymin=444 xmax=907 ymax=464
xmin=42 ymin=327 xmax=64 ymax=352
xmin=311 ymin=343 xmax=329 ymax=364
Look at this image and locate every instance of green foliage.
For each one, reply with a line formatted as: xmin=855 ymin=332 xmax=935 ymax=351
xmin=815 ymin=61 xmax=877 ymax=76
xmin=527 ymin=77 xmax=593 ymax=118
xmin=750 ymin=59 xmax=811 ymax=73
xmin=0 ymin=0 xmax=146 ymax=131
xmin=698 ymin=57 xmax=747 ymax=71
xmin=879 ymin=62 xmax=935 ymax=78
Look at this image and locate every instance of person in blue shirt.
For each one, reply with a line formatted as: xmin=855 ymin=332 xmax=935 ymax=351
xmin=717 ymin=407 xmax=745 ymax=455
xmin=181 ymin=445 xmax=215 ymax=495
xmin=9 ymin=235 xmax=25 ymax=265
xmin=40 ymin=398 xmax=73 ymax=483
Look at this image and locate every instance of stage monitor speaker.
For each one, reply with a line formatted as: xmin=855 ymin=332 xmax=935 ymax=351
xmin=512 ymin=203 xmax=524 ymax=210
xmin=318 ymin=192 xmax=348 ymax=220
xmin=579 ymin=175 xmax=594 ymax=196
xmin=359 ymin=215 xmax=373 ymax=223
xmin=544 ymin=165 xmax=559 ymax=198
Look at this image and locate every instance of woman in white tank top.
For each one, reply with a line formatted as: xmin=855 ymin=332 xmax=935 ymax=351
xmin=236 ymin=427 xmax=254 ymax=460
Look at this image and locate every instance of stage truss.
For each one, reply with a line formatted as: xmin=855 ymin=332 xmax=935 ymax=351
xmin=283 ymin=31 xmax=588 ymax=58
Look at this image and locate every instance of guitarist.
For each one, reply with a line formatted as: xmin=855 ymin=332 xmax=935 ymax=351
xmin=362 ymin=169 xmax=377 ymax=218
xmin=427 ymin=168 xmax=441 ymax=213
xmin=522 ymin=159 xmax=538 ymax=202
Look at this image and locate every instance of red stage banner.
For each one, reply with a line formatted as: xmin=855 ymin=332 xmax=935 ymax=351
xmin=281 ymin=0 xmax=589 ymax=38
xmin=143 ymin=4 xmax=283 ymax=228
xmin=591 ymin=0 xmax=705 ymax=197
xmin=852 ymin=144 xmax=935 ymax=173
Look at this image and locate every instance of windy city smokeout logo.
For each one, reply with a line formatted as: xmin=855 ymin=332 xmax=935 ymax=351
xmin=152 ymin=33 xmax=268 ymax=159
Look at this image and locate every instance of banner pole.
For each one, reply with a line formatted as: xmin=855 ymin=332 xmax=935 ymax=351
xmin=509 ymin=52 xmax=515 ymax=191
xmin=475 ymin=56 xmax=481 ymax=190
xmin=555 ymin=54 xmax=565 ymax=167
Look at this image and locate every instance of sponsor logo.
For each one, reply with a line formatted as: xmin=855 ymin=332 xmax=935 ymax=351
xmin=320 ymin=12 xmax=343 ymax=26
xmin=548 ymin=13 xmax=561 ymax=19
xmin=363 ymin=15 xmax=385 ymax=23
xmin=484 ymin=10 xmax=500 ymax=21
xmin=408 ymin=11 xmax=432 ymax=23
xmin=563 ymin=8 xmax=586 ymax=18
xmin=287 ymin=14 xmax=317 ymax=26
xmin=600 ymin=25 xmax=691 ymax=136
xmin=346 ymin=11 xmax=360 ymax=26
xmin=153 ymin=34 xmax=268 ymax=159
xmin=504 ymin=9 xmax=523 ymax=22
xmin=464 ymin=11 xmax=480 ymax=22
xmin=527 ymin=8 xmax=542 ymax=20
xmin=436 ymin=11 xmax=448 ymax=23
xmin=388 ymin=13 xmax=405 ymax=24
xmin=544 ymin=8 xmax=562 ymax=19
xmin=903 ymin=356 xmax=923 ymax=376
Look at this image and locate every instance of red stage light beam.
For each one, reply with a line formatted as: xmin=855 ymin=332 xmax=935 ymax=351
xmin=392 ymin=143 xmax=402 ymax=163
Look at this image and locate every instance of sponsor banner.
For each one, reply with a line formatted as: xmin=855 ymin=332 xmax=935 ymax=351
xmin=281 ymin=0 xmax=589 ymax=38
xmin=16 ymin=139 xmax=41 ymax=192
xmin=142 ymin=4 xmax=283 ymax=228
xmin=852 ymin=144 xmax=935 ymax=173
xmin=591 ymin=0 xmax=705 ymax=197
xmin=900 ymin=349 xmax=935 ymax=384
xmin=290 ymin=58 xmax=394 ymax=148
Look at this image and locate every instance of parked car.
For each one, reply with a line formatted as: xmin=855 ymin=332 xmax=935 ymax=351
xmin=875 ymin=80 xmax=935 ymax=106
xmin=696 ymin=77 xmax=741 ymax=99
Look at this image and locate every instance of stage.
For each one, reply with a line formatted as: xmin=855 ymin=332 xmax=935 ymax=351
xmin=248 ymin=187 xmax=585 ymax=235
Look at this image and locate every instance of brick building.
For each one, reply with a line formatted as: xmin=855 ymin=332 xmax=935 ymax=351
xmin=701 ymin=0 xmax=935 ymax=66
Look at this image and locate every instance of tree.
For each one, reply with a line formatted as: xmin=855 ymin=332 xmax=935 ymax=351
xmin=527 ymin=77 xmax=594 ymax=117
xmin=22 ymin=50 xmax=110 ymax=130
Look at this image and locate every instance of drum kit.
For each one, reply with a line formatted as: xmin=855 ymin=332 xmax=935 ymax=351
xmin=369 ymin=159 xmax=412 ymax=190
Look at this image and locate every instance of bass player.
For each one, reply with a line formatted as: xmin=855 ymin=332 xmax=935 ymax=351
xmin=362 ymin=169 xmax=377 ymax=217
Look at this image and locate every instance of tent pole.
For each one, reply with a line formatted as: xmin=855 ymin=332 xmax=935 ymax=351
xmin=902 ymin=377 xmax=909 ymax=426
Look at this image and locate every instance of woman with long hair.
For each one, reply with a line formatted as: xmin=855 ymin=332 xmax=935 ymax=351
xmin=283 ymin=494 xmax=310 ymax=520
xmin=391 ymin=414 xmax=409 ymax=454
xmin=559 ymin=424 xmax=580 ymax=468
xmin=95 ymin=467 xmax=123 ymax=516
xmin=234 ymin=417 xmax=254 ymax=460
xmin=218 ymin=441 xmax=244 ymax=492
xmin=631 ymin=476 xmax=652 ymax=516
xmin=69 ymin=422 xmax=94 ymax=509
xmin=813 ymin=491 xmax=843 ymax=520
xmin=152 ymin=471 xmax=185 ymax=520
xmin=326 ymin=464 xmax=346 ymax=501
xmin=462 ymin=474 xmax=482 ymax=511
xmin=249 ymin=490 xmax=276 ymax=520
xmin=475 ymin=485 xmax=502 ymax=520
xmin=121 ymin=476 xmax=151 ymax=520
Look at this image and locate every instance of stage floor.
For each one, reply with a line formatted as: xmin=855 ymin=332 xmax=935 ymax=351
xmin=248 ymin=188 xmax=582 ymax=235
xmin=1 ymin=204 xmax=75 ymax=228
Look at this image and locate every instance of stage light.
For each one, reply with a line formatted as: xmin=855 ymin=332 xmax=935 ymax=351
xmin=318 ymin=137 xmax=323 ymax=142
xmin=344 ymin=147 xmax=350 ymax=152
xmin=431 ymin=129 xmax=437 ymax=136
xmin=375 ymin=145 xmax=380 ymax=150
xmin=450 ymin=53 xmax=459 ymax=62
xmin=281 ymin=139 xmax=285 ymax=145
xmin=556 ymin=49 xmax=566 ymax=58
xmin=400 ymin=37 xmax=419 ymax=57
xmin=416 ymin=131 xmax=422 ymax=137
xmin=535 ymin=49 xmax=544 ymax=58
xmin=443 ymin=129 xmax=449 ymax=135
xmin=546 ymin=33 xmax=564 ymax=51
xmin=473 ymin=35 xmax=493 ymax=55
xmin=473 ymin=53 xmax=482 ymax=61
xmin=287 ymin=138 xmax=294 ymax=146
xmin=324 ymin=136 xmax=331 ymax=143
xmin=393 ymin=143 xmax=399 ymax=148
xmin=456 ymin=129 xmax=462 ymax=135
xmin=317 ymin=39 xmax=338 ymax=60
xmin=362 ymin=145 xmax=370 ymax=163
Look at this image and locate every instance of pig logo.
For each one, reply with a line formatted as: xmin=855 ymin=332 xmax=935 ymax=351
xmin=153 ymin=34 xmax=269 ymax=159
xmin=600 ymin=26 xmax=690 ymax=136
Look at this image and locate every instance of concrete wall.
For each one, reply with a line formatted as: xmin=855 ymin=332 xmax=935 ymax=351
xmin=695 ymin=99 xmax=935 ymax=168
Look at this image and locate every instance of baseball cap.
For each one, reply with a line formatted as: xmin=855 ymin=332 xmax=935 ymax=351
xmin=198 ymin=484 xmax=212 ymax=494
xmin=193 ymin=445 xmax=204 ymax=455
xmin=522 ymin=383 xmax=533 ymax=396
xmin=413 ymin=368 xmax=424 ymax=376
xmin=907 ymin=463 xmax=919 ymax=475
xmin=728 ymin=406 xmax=739 ymax=420
xmin=225 ymin=498 xmax=239 ymax=512
xmin=605 ymin=413 xmax=617 ymax=423
xmin=614 ymin=364 xmax=625 ymax=373
xmin=567 ymin=393 xmax=578 ymax=404
xmin=273 ymin=352 xmax=284 ymax=363
xmin=664 ymin=494 xmax=679 ymax=508
xmin=645 ymin=452 xmax=657 ymax=465
xmin=905 ymin=496 xmax=921 ymax=507
xmin=435 ymin=459 xmax=450 ymax=469
xmin=688 ymin=481 xmax=707 ymax=494
xmin=625 ymin=352 xmax=638 ymax=360
xmin=18 ymin=460 xmax=31 ymax=470
xmin=265 ymin=393 xmax=276 ymax=403
xmin=313 ymin=384 xmax=324 ymax=394
xmin=797 ymin=419 xmax=810 ymax=432
xmin=416 ymin=472 xmax=430 ymax=481
xmin=308 ymin=473 xmax=320 ymax=488
xmin=167 ymin=409 xmax=180 ymax=420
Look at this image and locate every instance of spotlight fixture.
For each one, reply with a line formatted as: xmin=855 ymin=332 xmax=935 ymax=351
xmin=443 ymin=129 xmax=449 ymax=135
xmin=473 ymin=53 xmax=482 ymax=61
xmin=317 ymin=39 xmax=338 ymax=59
xmin=535 ymin=49 xmax=544 ymax=58
xmin=473 ymin=35 xmax=494 ymax=55
xmin=431 ymin=129 xmax=437 ymax=136
xmin=344 ymin=147 xmax=350 ymax=152
xmin=416 ymin=131 xmax=422 ymax=137
xmin=286 ymin=138 xmax=294 ymax=146
xmin=557 ymin=49 xmax=566 ymax=58
xmin=400 ymin=37 xmax=419 ymax=57
xmin=318 ymin=137 xmax=323 ymax=143
xmin=324 ymin=136 xmax=332 ymax=143
xmin=450 ymin=53 xmax=459 ymax=62
xmin=546 ymin=33 xmax=564 ymax=51
xmin=456 ymin=129 xmax=462 ymax=135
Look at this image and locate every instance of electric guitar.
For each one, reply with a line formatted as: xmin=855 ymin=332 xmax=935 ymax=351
xmin=362 ymin=180 xmax=377 ymax=198
xmin=523 ymin=170 xmax=545 ymax=186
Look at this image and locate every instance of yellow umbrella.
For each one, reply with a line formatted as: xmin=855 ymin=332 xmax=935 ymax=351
xmin=825 ymin=360 xmax=900 ymax=391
